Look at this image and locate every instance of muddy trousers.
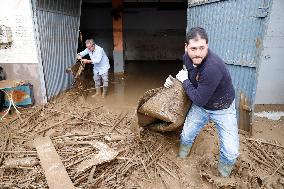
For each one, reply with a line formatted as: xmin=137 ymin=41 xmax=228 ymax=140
xmin=180 ymin=101 xmax=239 ymax=165
xmin=93 ymin=71 xmax=109 ymax=88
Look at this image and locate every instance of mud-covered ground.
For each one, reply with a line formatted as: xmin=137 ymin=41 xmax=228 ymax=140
xmin=0 ymin=87 xmax=283 ymax=189
xmin=0 ymin=61 xmax=283 ymax=188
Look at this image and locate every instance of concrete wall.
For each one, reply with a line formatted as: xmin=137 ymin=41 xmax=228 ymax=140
xmin=123 ymin=7 xmax=186 ymax=60
xmin=0 ymin=0 xmax=45 ymax=104
xmin=79 ymin=5 xmax=186 ymax=61
xmin=255 ymin=0 xmax=284 ymax=104
xmin=0 ymin=64 xmax=43 ymax=104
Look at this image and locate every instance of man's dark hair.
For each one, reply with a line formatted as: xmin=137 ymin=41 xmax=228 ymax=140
xmin=186 ymin=27 xmax=208 ymax=44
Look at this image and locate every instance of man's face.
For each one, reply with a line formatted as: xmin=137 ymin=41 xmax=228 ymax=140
xmin=185 ymin=37 xmax=208 ymax=65
xmin=86 ymin=43 xmax=95 ymax=52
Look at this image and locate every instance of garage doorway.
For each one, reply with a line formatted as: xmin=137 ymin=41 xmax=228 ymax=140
xmin=79 ymin=1 xmax=187 ymax=107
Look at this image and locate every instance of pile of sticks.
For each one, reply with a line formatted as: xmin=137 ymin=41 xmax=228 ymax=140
xmin=0 ymin=89 xmax=183 ymax=188
xmin=246 ymin=138 xmax=284 ymax=188
xmin=1 ymin=88 xmax=283 ymax=188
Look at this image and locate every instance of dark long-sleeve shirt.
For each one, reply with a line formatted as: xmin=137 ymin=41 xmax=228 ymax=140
xmin=182 ymin=49 xmax=235 ymax=110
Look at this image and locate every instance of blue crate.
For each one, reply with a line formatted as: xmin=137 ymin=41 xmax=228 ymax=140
xmin=3 ymin=83 xmax=34 ymax=107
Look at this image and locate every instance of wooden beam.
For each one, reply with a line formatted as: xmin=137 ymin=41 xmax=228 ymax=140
xmin=34 ymin=136 xmax=75 ymax=189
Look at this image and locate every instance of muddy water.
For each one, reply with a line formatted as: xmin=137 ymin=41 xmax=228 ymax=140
xmin=86 ymin=60 xmax=182 ymax=108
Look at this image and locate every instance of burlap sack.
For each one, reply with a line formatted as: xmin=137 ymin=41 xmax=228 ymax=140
xmin=70 ymin=60 xmax=85 ymax=79
xmin=137 ymin=78 xmax=192 ymax=132
xmin=67 ymin=60 xmax=94 ymax=89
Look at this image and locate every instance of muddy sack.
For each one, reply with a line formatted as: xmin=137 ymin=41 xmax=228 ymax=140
xmin=66 ymin=60 xmax=86 ymax=79
xmin=137 ymin=78 xmax=192 ymax=132
xmin=66 ymin=60 xmax=94 ymax=89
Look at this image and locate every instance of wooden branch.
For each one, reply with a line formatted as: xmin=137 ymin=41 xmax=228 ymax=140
xmin=260 ymin=163 xmax=284 ymax=189
xmin=19 ymin=107 xmax=42 ymax=129
xmin=246 ymin=138 xmax=284 ymax=149
xmin=251 ymin=142 xmax=279 ymax=168
xmin=110 ymin=112 xmax=128 ymax=132
xmin=0 ymin=136 xmax=9 ymax=166
xmin=52 ymin=133 xmax=105 ymax=140
xmin=107 ymin=153 xmax=139 ymax=181
xmin=62 ymin=149 xmax=93 ymax=163
xmin=249 ymin=155 xmax=284 ymax=176
xmin=157 ymin=166 xmax=170 ymax=189
xmin=157 ymin=162 xmax=178 ymax=180
xmin=247 ymin=143 xmax=275 ymax=168
xmin=45 ymin=108 xmax=99 ymax=124
xmin=36 ymin=117 xmax=70 ymax=134
xmin=139 ymin=156 xmax=150 ymax=179
xmin=87 ymin=166 xmax=96 ymax=184
xmin=65 ymin=152 xmax=95 ymax=169
xmin=0 ymin=151 xmax=36 ymax=153
xmin=145 ymin=147 xmax=168 ymax=169
xmin=74 ymin=173 xmax=88 ymax=186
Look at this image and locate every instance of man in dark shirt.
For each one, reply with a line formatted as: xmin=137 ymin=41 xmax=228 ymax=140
xmin=164 ymin=27 xmax=239 ymax=177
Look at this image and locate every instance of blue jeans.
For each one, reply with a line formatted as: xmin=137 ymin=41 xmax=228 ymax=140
xmin=93 ymin=71 xmax=108 ymax=87
xmin=180 ymin=101 xmax=239 ymax=165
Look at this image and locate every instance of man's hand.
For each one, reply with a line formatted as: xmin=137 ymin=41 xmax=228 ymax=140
xmin=176 ymin=69 xmax=188 ymax=83
xmin=81 ymin=59 xmax=91 ymax=64
xmin=164 ymin=75 xmax=174 ymax=88
xmin=76 ymin=54 xmax=82 ymax=60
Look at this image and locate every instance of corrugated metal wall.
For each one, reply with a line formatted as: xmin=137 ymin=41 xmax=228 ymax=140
xmin=35 ymin=0 xmax=81 ymax=99
xmin=255 ymin=0 xmax=284 ymax=104
xmin=187 ymin=0 xmax=272 ymax=111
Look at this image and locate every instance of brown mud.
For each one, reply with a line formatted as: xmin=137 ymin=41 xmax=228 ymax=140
xmin=0 ymin=61 xmax=283 ymax=188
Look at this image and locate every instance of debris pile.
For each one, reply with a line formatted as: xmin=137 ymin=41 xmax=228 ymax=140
xmin=198 ymin=126 xmax=284 ymax=189
xmin=0 ymin=89 xmax=283 ymax=189
xmin=67 ymin=60 xmax=95 ymax=91
xmin=0 ymin=90 xmax=183 ymax=188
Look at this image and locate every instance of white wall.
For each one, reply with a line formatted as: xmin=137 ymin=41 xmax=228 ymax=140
xmin=0 ymin=0 xmax=45 ymax=104
xmin=0 ymin=0 xmax=38 ymax=63
xmin=255 ymin=0 xmax=284 ymax=104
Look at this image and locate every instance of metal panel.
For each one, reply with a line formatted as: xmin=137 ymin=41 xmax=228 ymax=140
xmin=37 ymin=0 xmax=81 ymax=16
xmin=255 ymin=0 xmax=284 ymax=104
xmin=187 ymin=0 xmax=272 ymax=67
xmin=36 ymin=0 xmax=81 ymax=99
xmin=186 ymin=0 xmax=272 ymax=114
xmin=189 ymin=0 xmax=224 ymax=7
xmin=227 ymin=65 xmax=256 ymax=107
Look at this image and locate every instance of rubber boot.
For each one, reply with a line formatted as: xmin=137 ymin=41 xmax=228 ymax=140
xmin=102 ymin=87 xmax=108 ymax=98
xmin=178 ymin=144 xmax=192 ymax=158
xmin=92 ymin=87 xmax=101 ymax=98
xmin=218 ymin=161 xmax=233 ymax=177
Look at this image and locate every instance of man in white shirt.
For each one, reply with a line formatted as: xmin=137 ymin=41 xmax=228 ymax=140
xmin=77 ymin=39 xmax=110 ymax=98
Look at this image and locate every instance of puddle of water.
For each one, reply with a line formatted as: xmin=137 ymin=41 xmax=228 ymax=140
xmin=86 ymin=60 xmax=182 ymax=109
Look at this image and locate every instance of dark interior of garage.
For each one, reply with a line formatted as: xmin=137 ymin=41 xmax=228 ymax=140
xmin=78 ymin=0 xmax=187 ymax=105
xmin=79 ymin=1 xmax=186 ymax=68
xmin=78 ymin=0 xmax=187 ymax=104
